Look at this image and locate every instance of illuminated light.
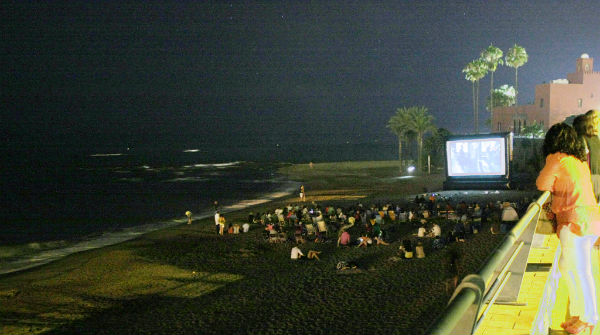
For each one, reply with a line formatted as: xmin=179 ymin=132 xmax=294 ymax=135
xmin=407 ymin=166 xmax=416 ymax=173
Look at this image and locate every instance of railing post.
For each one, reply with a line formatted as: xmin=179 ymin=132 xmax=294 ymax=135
xmin=429 ymin=275 xmax=486 ymax=335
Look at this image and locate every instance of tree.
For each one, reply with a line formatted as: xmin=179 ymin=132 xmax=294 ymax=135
xmin=485 ymin=84 xmax=516 ymax=111
xmin=463 ymin=59 xmax=488 ymax=133
xmin=480 ymin=44 xmax=504 ymax=118
xmin=520 ymin=122 xmax=545 ymax=138
xmin=423 ymin=128 xmax=452 ymax=169
xmin=387 ymin=108 xmax=414 ymax=171
xmin=505 ymin=44 xmax=528 ymax=105
xmin=404 ymin=106 xmax=436 ymax=174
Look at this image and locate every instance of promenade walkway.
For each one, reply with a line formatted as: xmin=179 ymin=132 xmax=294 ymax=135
xmin=475 ymin=233 xmax=575 ymax=335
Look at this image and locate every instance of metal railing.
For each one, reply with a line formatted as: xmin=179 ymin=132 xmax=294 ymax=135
xmin=428 ymin=191 xmax=551 ymax=335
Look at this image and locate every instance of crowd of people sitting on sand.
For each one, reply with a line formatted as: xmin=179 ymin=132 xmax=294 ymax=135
xmin=205 ymin=193 xmax=532 ymax=265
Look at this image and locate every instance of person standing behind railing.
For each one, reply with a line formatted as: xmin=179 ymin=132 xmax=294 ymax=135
xmin=536 ymin=123 xmax=600 ymax=335
xmin=582 ymin=110 xmax=600 ymax=201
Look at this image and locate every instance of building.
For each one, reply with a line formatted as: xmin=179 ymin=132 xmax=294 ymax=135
xmin=492 ymin=54 xmax=600 ymax=133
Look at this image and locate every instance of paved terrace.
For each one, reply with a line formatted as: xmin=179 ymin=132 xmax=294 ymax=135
xmin=474 ymin=233 xmax=600 ymax=335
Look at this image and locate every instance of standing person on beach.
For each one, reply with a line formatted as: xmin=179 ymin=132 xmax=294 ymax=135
xmin=300 ymin=185 xmax=306 ymax=202
xmin=536 ymin=123 xmax=600 ymax=334
xmin=219 ymin=215 xmax=226 ymax=235
xmin=214 ymin=211 xmax=220 ymax=234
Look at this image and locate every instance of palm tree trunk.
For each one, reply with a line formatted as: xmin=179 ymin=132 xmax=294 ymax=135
xmin=476 ymin=80 xmax=480 ymax=131
xmin=398 ymin=139 xmax=403 ymax=172
xmin=514 ymin=67 xmax=519 ymax=105
xmin=490 ymin=71 xmax=494 ymax=118
xmin=472 ymin=82 xmax=478 ymax=134
xmin=417 ymin=134 xmax=423 ymax=174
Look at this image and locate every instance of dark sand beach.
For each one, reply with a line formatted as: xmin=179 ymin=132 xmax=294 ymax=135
xmin=0 ymin=161 xmax=539 ymax=335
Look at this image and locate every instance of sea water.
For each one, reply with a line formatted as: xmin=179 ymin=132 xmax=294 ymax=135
xmin=0 ymin=141 xmax=396 ymax=274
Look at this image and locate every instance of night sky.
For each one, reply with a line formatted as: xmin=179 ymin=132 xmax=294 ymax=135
xmin=3 ymin=1 xmax=600 ymax=153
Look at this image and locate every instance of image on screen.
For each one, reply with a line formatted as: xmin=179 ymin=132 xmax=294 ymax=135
xmin=446 ymin=137 xmax=506 ymax=176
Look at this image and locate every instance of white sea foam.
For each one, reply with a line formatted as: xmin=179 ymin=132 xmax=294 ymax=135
xmin=163 ymin=177 xmax=209 ymax=183
xmin=191 ymin=161 xmax=242 ymax=168
xmin=183 ymin=149 xmax=199 ymax=153
xmin=118 ymin=177 xmax=143 ymax=182
xmin=0 ymin=188 xmax=294 ymax=276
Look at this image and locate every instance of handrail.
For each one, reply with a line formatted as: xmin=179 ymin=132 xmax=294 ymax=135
xmin=428 ymin=191 xmax=551 ymax=335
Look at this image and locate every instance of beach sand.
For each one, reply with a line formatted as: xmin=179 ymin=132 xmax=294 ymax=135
xmin=0 ymin=161 xmax=539 ymax=334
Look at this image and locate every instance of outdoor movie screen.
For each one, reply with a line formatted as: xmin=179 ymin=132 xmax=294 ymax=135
xmin=446 ymin=137 xmax=506 ymax=177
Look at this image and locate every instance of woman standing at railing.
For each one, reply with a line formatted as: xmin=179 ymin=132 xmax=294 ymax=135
xmin=536 ymin=123 xmax=600 ymax=334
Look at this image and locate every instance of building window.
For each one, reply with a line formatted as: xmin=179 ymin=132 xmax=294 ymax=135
xmin=578 ymin=98 xmax=583 ymax=107
xmin=524 ymin=120 xmax=527 ymax=127
xmin=540 ymin=98 xmax=544 ymax=108
xmin=497 ymin=122 xmax=501 ymax=131
xmin=514 ymin=120 xmax=517 ymax=131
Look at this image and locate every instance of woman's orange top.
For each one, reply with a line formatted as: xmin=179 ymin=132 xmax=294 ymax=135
xmin=536 ymin=152 xmax=600 ymax=237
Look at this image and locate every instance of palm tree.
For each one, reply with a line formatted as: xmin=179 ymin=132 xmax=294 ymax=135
xmin=505 ymin=44 xmax=528 ymax=105
xmin=387 ymin=108 xmax=414 ymax=172
xmin=480 ymin=44 xmax=504 ymax=119
xmin=423 ymin=128 xmax=452 ymax=169
xmin=405 ymin=106 xmax=436 ymax=174
xmin=463 ymin=59 xmax=488 ymax=133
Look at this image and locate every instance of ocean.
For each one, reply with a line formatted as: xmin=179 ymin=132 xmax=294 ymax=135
xmin=0 ymin=141 xmax=397 ymax=274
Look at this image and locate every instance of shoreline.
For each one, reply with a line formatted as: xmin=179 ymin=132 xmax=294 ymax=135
xmin=0 ymin=190 xmax=296 ymax=276
xmin=0 ymin=161 xmax=540 ymax=335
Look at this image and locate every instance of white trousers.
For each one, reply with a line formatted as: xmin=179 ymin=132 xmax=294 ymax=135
xmin=558 ymin=225 xmax=599 ymax=324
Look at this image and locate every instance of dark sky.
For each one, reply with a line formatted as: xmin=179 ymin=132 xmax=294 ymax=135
xmin=3 ymin=1 xmax=600 ymax=152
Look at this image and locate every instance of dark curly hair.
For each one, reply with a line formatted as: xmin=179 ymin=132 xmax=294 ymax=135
xmin=542 ymin=123 xmax=587 ymax=161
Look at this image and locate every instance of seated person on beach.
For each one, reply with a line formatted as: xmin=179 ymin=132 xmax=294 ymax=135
xmin=399 ymin=239 xmax=413 ymax=259
xmin=371 ymin=219 xmax=383 ymax=237
xmin=338 ymin=231 xmax=351 ymax=247
xmin=500 ymin=201 xmax=519 ymax=233
xmin=428 ymin=223 xmax=442 ymax=238
xmin=453 ymin=221 xmax=465 ymax=242
xmin=242 ymin=222 xmax=250 ymax=233
xmin=374 ymin=236 xmax=389 ymax=246
xmin=417 ymin=223 xmax=427 ymax=238
xmin=291 ymin=246 xmax=304 ymax=260
xmin=415 ymin=240 xmax=425 ymax=258
xmin=294 ymin=222 xmax=305 ymax=244
xmin=233 ymin=224 xmax=240 ymax=234
xmin=307 ymin=250 xmax=321 ymax=260
xmin=471 ymin=203 xmax=482 ymax=233
xmin=398 ymin=210 xmax=407 ymax=222
xmin=357 ymin=236 xmax=372 ymax=248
